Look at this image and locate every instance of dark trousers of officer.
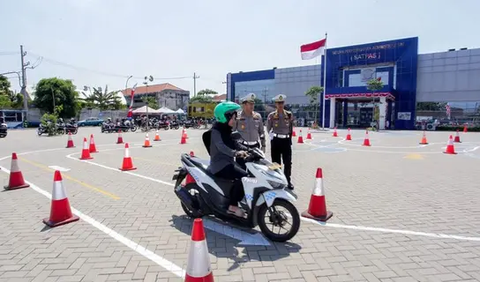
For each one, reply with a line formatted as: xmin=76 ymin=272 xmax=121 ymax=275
xmin=270 ymin=137 xmax=292 ymax=185
xmin=236 ymin=142 xmax=260 ymax=170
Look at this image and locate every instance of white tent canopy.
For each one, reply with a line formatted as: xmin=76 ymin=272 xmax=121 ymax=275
xmin=132 ymin=105 xmax=159 ymax=114
xmin=175 ymin=109 xmax=185 ymax=114
xmin=157 ymin=107 xmax=175 ymax=114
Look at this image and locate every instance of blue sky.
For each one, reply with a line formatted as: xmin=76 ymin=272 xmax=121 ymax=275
xmin=1 ymin=0 xmax=479 ymax=96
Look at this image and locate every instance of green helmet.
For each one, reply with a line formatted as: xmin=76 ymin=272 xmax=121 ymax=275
xmin=214 ymin=101 xmax=241 ymax=123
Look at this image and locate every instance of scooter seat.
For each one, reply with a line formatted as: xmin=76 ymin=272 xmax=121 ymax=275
xmin=188 ymin=157 xmax=235 ymax=195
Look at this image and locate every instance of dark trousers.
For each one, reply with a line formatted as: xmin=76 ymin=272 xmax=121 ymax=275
xmin=270 ymin=137 xmax=292 ymax=185
xmin=214 ymin=164 xmax=248 ymax=206
xmin=236 ymin=142 xmax=260 ymax=170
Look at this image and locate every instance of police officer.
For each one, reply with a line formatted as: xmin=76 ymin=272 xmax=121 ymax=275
xmin=234 ymin=93 xmax=266 ymax=170
xmin=267 ymin=94 xmax=294 ymax=190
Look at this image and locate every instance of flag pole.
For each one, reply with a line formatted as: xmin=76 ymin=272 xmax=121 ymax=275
xmin=321 ymin=32 xmax=328 ymax=130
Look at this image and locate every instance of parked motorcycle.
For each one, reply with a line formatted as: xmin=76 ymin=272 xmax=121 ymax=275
xmin=183 ymin=119 xmax=200 ymax=129
xmin=155 ymin=119 xmax=170 ymax=130
xmin=101 ymin=122 xmax=116 ymax=133
xmin=37 ymin=121 xmax=65 ymax=136
xmin=65 ymin=122 xmax=78 ymax=134
xmin=169 ymin=120 xmax=180 ymax=130
xmin=0 ymin=122 xmax=7 ymax=138
xmin=172 ymin=131 xmax=300 ymax=242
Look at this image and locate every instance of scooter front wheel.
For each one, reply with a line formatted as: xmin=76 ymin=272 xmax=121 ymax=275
xmin=257 ymin=199 xmax=300 ymax=242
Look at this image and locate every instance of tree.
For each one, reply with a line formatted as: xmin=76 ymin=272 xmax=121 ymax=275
xmin=142 ymin=96 xmax=159 ymax=110
xmin=0 ymin=75 xmax=12 ymax=96
xmin=0 ymin=95 xmax=11 ymax=108
xmin=366 ymin=78 xmax=383 ymax=92
xmin=366 ymin=78 xmax=384 ymax=126
xmin=253 ymin=98 xmax=265 ymax=113
xmin=305 ymin=86 xmax=324 ymax=126
xmin=190 ymin=88 xmax=216 ymax=104
xmin=34 ymin=78 xmax=79 ymax=118
xmin=416 ymin=102 xmax=447 ymax=111
xmin=84 ymin=85 xmax=126 ymax=110
xmin=197 ymin=89 xmax=217 ymax=96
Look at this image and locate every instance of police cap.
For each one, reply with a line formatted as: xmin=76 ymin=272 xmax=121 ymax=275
xmin=272 ymin=94 xmax=287 ymax=103
xmin=240 ymin=93 xmax=256 ymax=104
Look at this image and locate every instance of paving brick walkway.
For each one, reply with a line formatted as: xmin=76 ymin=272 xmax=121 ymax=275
xmin=1 ymin=128 xmax=479 ymax=281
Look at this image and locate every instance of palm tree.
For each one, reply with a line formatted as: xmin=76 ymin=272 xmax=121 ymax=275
xmin=84 ymin=85 xmax=123 ymax=110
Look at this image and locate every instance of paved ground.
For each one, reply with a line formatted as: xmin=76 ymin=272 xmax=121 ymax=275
xmin=1 ymin=127 xmax=480 ymax=282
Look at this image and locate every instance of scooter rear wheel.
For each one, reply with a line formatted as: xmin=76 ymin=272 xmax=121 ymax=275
xmin=257 ymin=199 xmax=300 ymax=242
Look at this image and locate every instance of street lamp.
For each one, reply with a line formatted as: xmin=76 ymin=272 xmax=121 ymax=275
xmin=125 ymin=75 xmax=133 ymax=94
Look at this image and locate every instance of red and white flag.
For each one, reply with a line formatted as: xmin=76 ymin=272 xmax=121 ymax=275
xmin=301 ymin=38 xmax=326 ymax=60
xmin=445 ymin=104 xmax=451 ymax=119
xmin=127 ymin=83 xmax=137 ymax=118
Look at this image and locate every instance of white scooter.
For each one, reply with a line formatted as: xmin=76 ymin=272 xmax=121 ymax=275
xmin=173 ymin=131 xmax=300 ymax=242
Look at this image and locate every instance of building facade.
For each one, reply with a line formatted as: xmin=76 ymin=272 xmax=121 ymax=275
xmin=123 ymin=83 xmax=190 ymax=111
xmin=227 ymin=37 xmax=480 ymax=130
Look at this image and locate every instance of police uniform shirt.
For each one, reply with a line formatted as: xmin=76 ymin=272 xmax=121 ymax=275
xmin=234 ymin=111 xmax=265 ymax=144
xmin=267 ymin=110 xmax=293 ymax=135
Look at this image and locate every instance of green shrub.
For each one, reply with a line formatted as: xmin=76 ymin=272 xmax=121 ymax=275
xmin=435 ymin=125 xmax=480 ymax=132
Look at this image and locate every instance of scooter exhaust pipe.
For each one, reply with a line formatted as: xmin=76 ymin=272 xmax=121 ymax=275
xmin=175 ymin=185 xmax=196 ymax=212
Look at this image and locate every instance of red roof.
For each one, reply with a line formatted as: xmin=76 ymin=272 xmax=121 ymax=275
xmin=122 ymin=83 xmax=186 ymax=95
xmin=213 ymin=94 xmax=226 ymax=101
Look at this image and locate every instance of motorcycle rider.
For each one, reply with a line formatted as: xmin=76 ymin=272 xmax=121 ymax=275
xmin=208 ymin=101 xmax=248 ymax=218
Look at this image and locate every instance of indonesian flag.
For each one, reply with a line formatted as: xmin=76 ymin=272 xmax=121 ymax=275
xmin=300 ymin=38 xmax=326 ymax=60
xmin=127 ymin=83 xmax=137 ymax=118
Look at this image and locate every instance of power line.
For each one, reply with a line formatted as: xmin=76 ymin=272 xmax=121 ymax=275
xmin=0 ymin=51 xmax=19 ymax=56
xmin=27 ymin=51 xmax=192 ymax=81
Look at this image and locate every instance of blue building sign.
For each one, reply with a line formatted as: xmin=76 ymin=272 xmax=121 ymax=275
xmin=322 ymin=37 xmax=419 ymax=130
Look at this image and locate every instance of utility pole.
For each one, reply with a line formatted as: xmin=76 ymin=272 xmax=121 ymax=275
xmin=193 ymin=72 xmax=200 ymax=97
xmin=20 ymin=45 xmax=30 ymax=112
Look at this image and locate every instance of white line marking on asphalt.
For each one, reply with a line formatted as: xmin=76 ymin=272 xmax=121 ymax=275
xmin=203 ymin=219 xmax=270 ymax=246
xmin=65 ymin=153 xmax=175 ymax=187
xmin=0 ymin=165 xmax=186 ymax=278
xmin=48 ymin=165 xmax=70 ymax=172
xmin=301 ymin=217 xmax=480 ymax=242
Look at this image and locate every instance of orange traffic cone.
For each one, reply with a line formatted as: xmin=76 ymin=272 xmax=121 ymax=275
xmin=180 ymin=130 xmax=187 ymax=144
xmin=185 ymin=218 xmax=214 ymax=282
xmin=454 ymin=130 xmax=461 ymax=143
xmin=363 ymin=131 xmax=371 ymax=146
xmin=444 ymin=135 xmax=457 ymax=155
xmin=185 ymin=151 xmax=195 ymax=185
xmin=292 ymin=128 xmax=296 ymax=137
xmin=4 ymin=153 xmax=30 ymax=190
xmin=66 ymin=132 xmax=75 ymax=148
xmin=43 ymin=171 xmax=79 ymax=227
xmin=143 ymin=133 xmax=152 ymax=148
xmin=332 ymin=127 xmax=338 ymax=137
xmin=346 ymin=128 xmax=352 ymax=141
xmin=183 ymin=128 xmax=189 ymax=139
xmin=89 ymin=134 xmax=98 ymax=153
xmin=463 ymin=124 xmax=468 ymax=133
xmin=116 ymin=130 xmax=124 ymax=144
xmin=154 ymin=130 xmax=161 ymax=141
xmin=419 ymin=131 xmax=428 ymax=145
xmin=306 ymin=128 xmax=312 ymax=140
xmin=297 ymin=130 xmax=304 ymax=144
xmin=301 ymin=168 xmax=333 ymax=221
xmin=120 ymin=143 xmax=136 ymax=171
xmin=80 ymin=138 xmax=93 ymax=160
